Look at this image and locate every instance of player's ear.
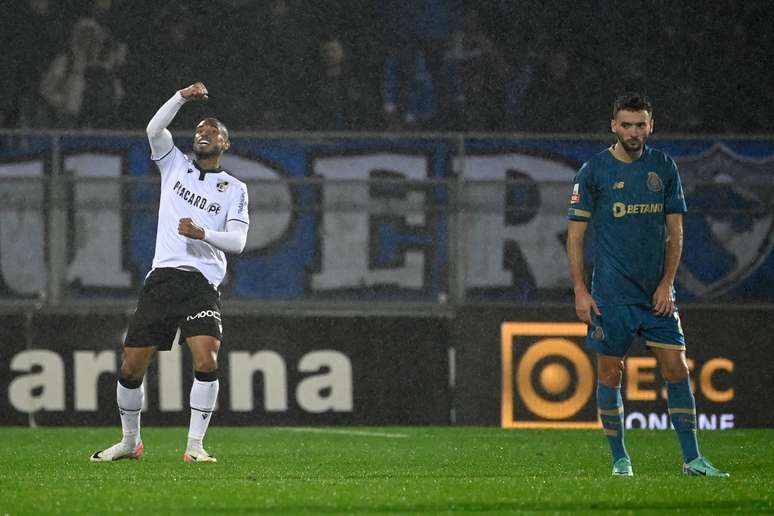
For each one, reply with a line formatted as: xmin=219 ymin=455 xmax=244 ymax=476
xmin=649 ymin=117 xmax=655 ymax=135
xmin=222 ymin=140 xmax=231 ymax=152
xmin=610 ymin=119 xmax=616 ymax=133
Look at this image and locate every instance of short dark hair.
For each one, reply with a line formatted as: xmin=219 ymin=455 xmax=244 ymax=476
xmin=613 ymin=92 xmax=653 ymax=118
xmin=197 ymin=117 xmax=229 ymax=141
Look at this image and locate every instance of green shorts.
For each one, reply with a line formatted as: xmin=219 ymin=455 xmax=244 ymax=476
xmin=586 ymin=304 xmax=686 ymax=357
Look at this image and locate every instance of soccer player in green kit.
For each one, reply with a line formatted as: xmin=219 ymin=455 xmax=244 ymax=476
xmin=566 ymin=92 xmax=729 ymax=477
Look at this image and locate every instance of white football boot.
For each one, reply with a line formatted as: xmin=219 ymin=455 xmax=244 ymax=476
xmin=183 ymin=447 xmax=217 ymax=463
xmin=90 ymin=441 xmax=144 ymax=462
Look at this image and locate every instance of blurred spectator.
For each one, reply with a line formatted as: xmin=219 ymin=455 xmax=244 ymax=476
xmin=520 ymin=48 xmax=584 ymax=133
xmin=380 ymin=0 xmax=461 ymax=130
xmin=3 ymin=0 xmax=65 ymax=128
xmin=444 ymin=8 xmax=512 ymax=131
xmin=0 ymin=1 xmax=770 ymax=134
xmin=135 ymin=3 xmax=199 ymax=128
xmin=303 ymin=35 xmax=375 ymax=131
xmin=234 ymin=0 xmax=314 ymax=130
xmin=39 ymin=17 xmax=126 ymax=129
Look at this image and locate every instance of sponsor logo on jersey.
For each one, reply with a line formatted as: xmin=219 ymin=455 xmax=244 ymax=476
xmin=216 ymin=180 xmax=230 ymax=192
xmin=238 ymin=188 xmax=247 ymax=214
xmin=172 ymin=180 xmax=210 ymax=211
xmin=646 ymin=172 xmax=663 ymax=192
xmin=570 ymin=183 xmax=580 ymax=204
xmin=186 ymin=309 xmax=221 ymax=321
xmin=613 ymin=202 xmax=663 ymax=218
xmin=613 ymin=181 xmax=625 ymax=189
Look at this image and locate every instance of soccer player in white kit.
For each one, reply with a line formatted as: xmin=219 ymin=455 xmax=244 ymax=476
xmin=91 ymin=82 xmax=249 ymax=463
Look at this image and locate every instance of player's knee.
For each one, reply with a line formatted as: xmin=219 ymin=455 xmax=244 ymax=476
xmin=193 ymin=353 xmax=218 ymax=372
xmin=597 ymin=359 xmax=624 ymax=386
xmin=119 ymin=347 xmax=153 ymax=381
xmin=660 ymin=360 xmax=689 ymax=382
xmin=119 ymin=362 xmax=145 ymax=383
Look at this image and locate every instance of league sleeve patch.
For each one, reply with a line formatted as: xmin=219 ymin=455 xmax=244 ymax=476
xmin=570 ymin=183 xmax=580 ymax=204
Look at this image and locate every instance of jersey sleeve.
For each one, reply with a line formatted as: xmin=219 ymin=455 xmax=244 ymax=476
xmin=227 ymin=182 xmax=250 ymax=225
xmin=664 ymin=158 xmax=688 ymax=214
xmin=567 ymin=162 xmax=594 ymax=221
xmin=153 ymin=145 xmax=187 ymax=178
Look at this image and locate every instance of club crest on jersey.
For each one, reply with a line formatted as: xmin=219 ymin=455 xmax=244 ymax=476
xmin=216 ymin=180 xmax=230 ymax=192
xmin=646 ymin=172 xmax=663 ymax=192
xmin=570 ymin=183 xmax=580 ymax=204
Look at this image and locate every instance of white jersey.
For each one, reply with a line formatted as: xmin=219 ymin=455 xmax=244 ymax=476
xmin=151 ymin=145 xmax=249 ymax=288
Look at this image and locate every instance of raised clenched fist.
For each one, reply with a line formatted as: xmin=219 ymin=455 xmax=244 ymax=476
xmin=180 ymin=82 xmax=209 ymax=101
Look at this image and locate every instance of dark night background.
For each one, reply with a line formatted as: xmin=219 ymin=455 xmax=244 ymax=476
xmin=1 ymin=0 xmax=771 ymax=134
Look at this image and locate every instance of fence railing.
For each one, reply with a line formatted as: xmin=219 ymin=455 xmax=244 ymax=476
xmin=1 ymin=130 xmax=773 ymax=312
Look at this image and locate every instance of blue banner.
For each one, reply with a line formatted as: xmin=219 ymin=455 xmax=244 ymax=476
xmin=0 ymin=134 xmax=771 ymax=303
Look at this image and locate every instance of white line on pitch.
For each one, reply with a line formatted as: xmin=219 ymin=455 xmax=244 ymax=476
xmin=285 ymin=428 xmax=408 ymax=438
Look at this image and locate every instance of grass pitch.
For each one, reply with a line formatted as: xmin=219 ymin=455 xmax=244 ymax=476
xmin=0 ymin=427 xmax=771 ymax=515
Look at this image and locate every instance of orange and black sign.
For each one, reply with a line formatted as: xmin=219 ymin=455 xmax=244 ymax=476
xmin=501 ymin=322 xmax=601 ymax=428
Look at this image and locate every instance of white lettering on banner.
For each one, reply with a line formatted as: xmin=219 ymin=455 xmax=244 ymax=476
xmin=229 ymin=350 xmax=288 ymax=411
xmin=218 ymin=155 xmax=291 ymax=249
xmin=228 ymin=350 xmax=353 ymax=412
xmin=625 ymin=412 xmax=735 ymax=430
xmin=158 ymin=342 xmax=182 ymax=410
xmin=0 ymin=160 xmax=47 ymax=295
xmin=6 ymin=348 xmax=355 ymax=414
xmin=74 ymin=350 xmax=116 ymax=410
xmin=456 ymin=154 xmax=576 ymax=289
xmin=312 ymin=154 xmax=428 ymax=290
xmin=9 ymin=350 xmax=65 ymax=411
xmin=65 ymin=154 xmax=131 ymax=288
xmin=296 ymin=351 xmax=353 ymax=413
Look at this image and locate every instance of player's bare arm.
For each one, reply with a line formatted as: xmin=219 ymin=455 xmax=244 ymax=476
xmin=567 ymin=220 xmax=600 ymax=324
xmin=652 ymin=213 xmax=683 ymax=316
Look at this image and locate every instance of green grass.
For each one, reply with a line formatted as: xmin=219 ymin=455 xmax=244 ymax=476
xmin=0 ymin=427 xmax=771 ymax=515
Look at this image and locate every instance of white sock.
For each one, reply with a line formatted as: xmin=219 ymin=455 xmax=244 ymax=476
xmin=188 ymin=378 xmax=219 ymax=449
xmin=116 ymin=381 xmax=143 ymax=447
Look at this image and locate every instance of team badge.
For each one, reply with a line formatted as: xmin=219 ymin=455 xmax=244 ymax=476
xmin=676 ymin=143 xmax=774 ymax=301
xmin=216 ymin=180 xmax=230 ymax=192
xmin=570 ymin=183 xmax=580 ymax=204
xmin=613 ymin=181 xmax=625 ymax=190
xmin=646 ymin=172 xmax=663 ymax=192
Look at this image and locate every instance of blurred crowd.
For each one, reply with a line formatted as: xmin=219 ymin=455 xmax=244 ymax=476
xmin=1 ymin=0 xmax=771 ymax=134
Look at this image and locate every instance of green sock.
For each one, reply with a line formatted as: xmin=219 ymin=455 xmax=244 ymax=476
xmin=597 ymin=383 xmax=628 ymax=463
xmin=667 ymin=379 xmax=700 ymax=463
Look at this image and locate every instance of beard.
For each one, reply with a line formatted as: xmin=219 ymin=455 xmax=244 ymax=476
xmin=617 ymin=134 xmax=644 ymax=152
xmin=194 ymin=145 xmax=220 ymax=158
